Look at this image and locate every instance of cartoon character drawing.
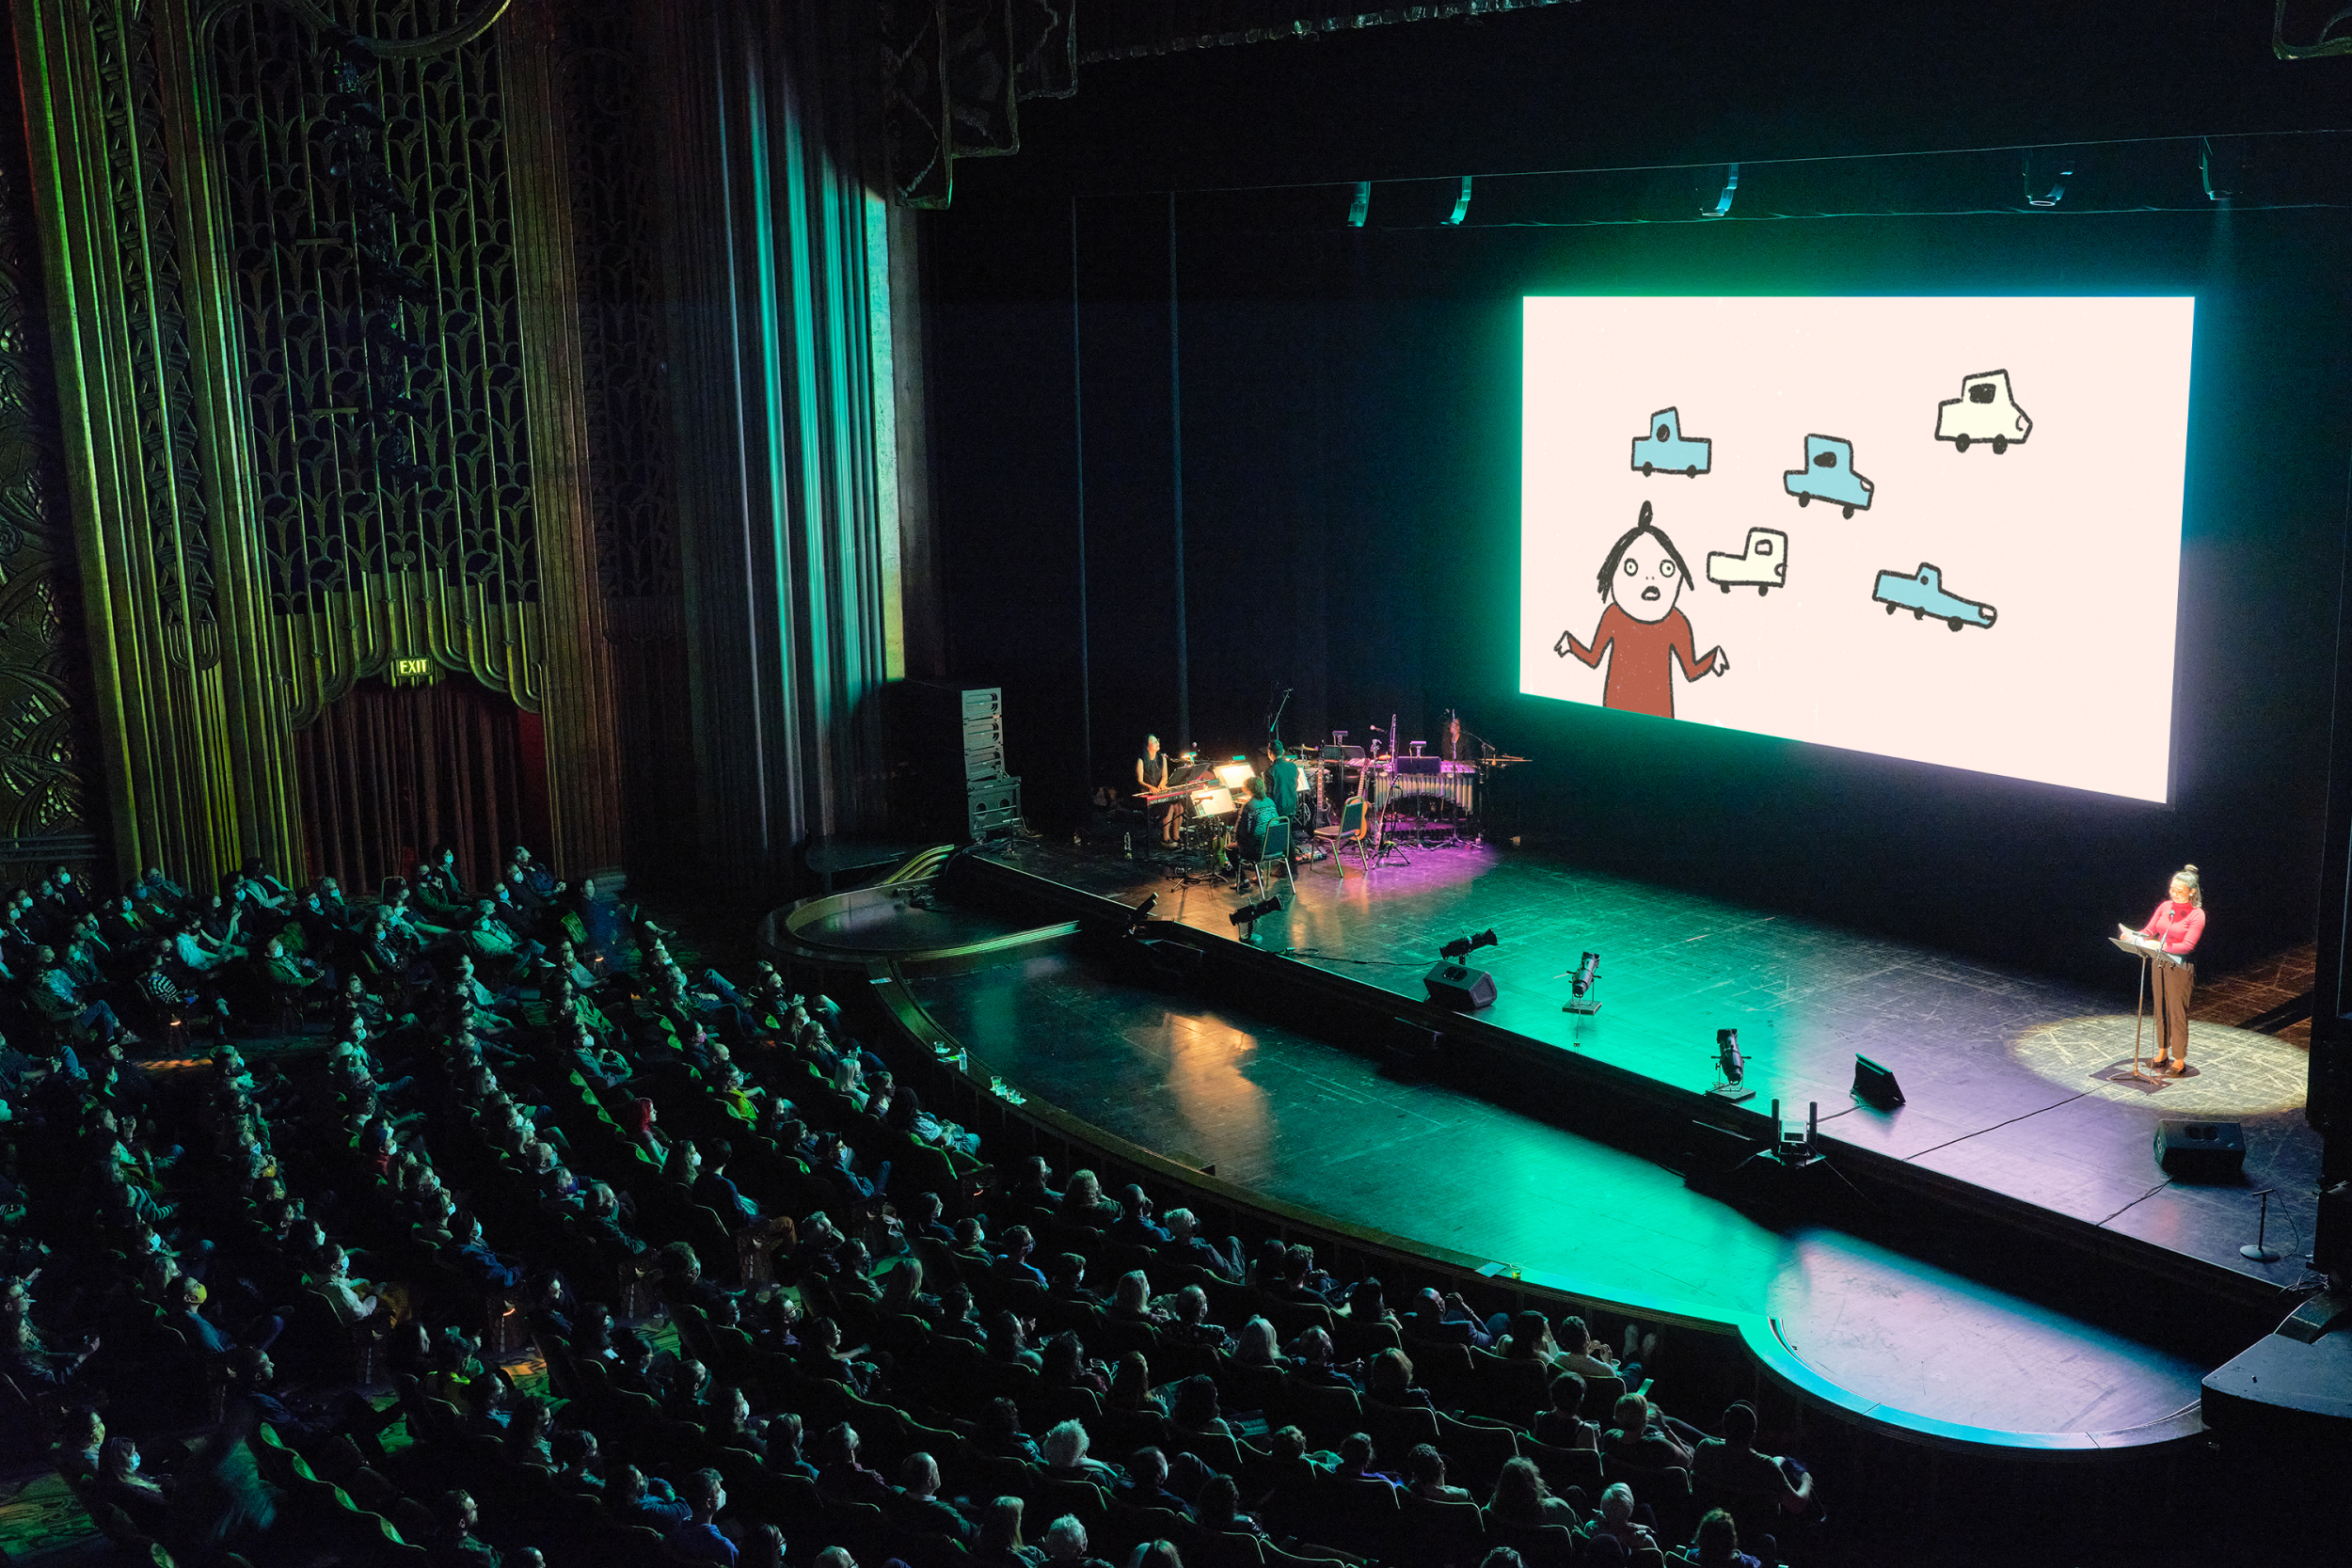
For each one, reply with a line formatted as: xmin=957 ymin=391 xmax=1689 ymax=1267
xmin=1784 ymin=435 xmax=1874 ymax=517
xmin=1631 ymin=407 xmax=1712 ymax=477
xmin=1553 ymin=500 xmax=1730 ymax=719
xmin=1707 ymin=527 xmax=1788 ymax=595
xmin=1871 ymin=562 xmax=1997 ymax=631
xmin=1936 ymin=369 xmax=2032 ymax=453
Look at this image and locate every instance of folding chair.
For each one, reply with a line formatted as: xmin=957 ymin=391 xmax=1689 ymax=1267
xmin=1312 ymin=798 xmax=1371 ymax=878
xmin=1241 ymin=820 xmax=1295 ymax=900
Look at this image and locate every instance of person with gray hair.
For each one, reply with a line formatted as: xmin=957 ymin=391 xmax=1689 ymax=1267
xmin=1041 ymin=1513 xmax=1114 ymax=1566
xmin=1159 ymin=1208 xmax=1246 ymax=1281
xmin=1041 ymin=1418 xmax=1121 ymax=1484
xmin=1581 ymin=1481 xmax=1660 ymax=1564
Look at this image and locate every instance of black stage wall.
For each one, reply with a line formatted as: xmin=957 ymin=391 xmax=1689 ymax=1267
xmin=922 ymin=10 xmax=2352 ymax=987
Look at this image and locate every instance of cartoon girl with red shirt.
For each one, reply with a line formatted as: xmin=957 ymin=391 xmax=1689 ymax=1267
xmin=1553 ymin=501 xmax=1731 ymax=719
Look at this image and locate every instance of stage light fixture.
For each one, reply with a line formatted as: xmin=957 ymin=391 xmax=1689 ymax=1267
xmin=1701 ymin=162 xmax=1739 ymax=218
xmin=1446 ymin=175 xmax=1472 ymax=227
xmin=1709 ymin=1027 xmax=1755 ymax=1101
xmin=1770 ymin=1099 xmax=1822 ymax=1168
xmin=1438 ymin=928 xmax=1498 ymax=960
xmin=1347 ymin=182 xmax=1371 ymax=228
xmin=1230 ymin=895 xmax=1282 ymax=938
xmin=1127 ymin=894 xmax=1158 ymax=928
xmin=1564 ymin=950 xmax=1602 ymax=1015
xmin=2024 ymin=150 xmax=2074 ymax=208
xmin=2200 ymin=135 xmax=2237 ymax=202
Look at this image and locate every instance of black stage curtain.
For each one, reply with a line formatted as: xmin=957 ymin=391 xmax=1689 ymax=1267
xmin=294 ymin=677 xmax=546 ymax=895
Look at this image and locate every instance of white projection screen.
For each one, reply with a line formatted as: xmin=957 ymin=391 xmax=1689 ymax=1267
xmin=1520 ymin=296 xmax=2195 ymax=802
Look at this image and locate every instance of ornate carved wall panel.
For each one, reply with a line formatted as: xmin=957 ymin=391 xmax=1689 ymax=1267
xmin=0 ymin=19 xmax=103 ymax=878
xmin=12 ymin=0 xmax=631 ymax=884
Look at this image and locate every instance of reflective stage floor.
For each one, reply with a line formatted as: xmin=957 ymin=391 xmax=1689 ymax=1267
xmin=894 ymin=836 xmax=2323 ymax=1445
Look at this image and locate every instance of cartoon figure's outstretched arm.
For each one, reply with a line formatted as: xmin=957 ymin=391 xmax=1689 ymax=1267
xmin=1555 ymin=623 xmax=1605 ymax=666
xmin=1667 ymin=617 xmax=1730 ymax=679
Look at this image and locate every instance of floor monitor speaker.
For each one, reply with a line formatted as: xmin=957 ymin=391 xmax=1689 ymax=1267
xmin=1852 ymin=1053 xmax=1905 ymax=1109
xmin=2153 ymin=1118 xmax=2246 ymax=1180
xmin=1423 ymin=962 xmax=1497 ymax=1010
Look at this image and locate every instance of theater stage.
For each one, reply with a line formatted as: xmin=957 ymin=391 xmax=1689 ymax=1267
xmin=797 ymin=835 xmax=2325 ymax=1451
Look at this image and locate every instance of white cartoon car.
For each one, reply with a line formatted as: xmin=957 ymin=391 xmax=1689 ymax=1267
xmin=1706 ymin=527 xmax=1788 ymax=595
xmin=1935 ymin=370 xmax=2032 ymax=453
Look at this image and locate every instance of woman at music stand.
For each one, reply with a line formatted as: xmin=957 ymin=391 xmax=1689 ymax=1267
xmin=2126 ymin=865 xmax=2205 ymax=1075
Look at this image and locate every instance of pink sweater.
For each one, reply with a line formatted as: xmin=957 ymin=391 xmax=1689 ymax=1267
xmin=2138 ymin=899 xmax=2204 ymax=956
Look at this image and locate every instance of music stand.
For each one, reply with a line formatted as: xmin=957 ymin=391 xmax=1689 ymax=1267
xmin=2107 ymin=933 xmax=2179 ymax=1084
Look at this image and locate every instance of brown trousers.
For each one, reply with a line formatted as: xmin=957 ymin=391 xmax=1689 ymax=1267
xmin=2153 ymin=958 xmax=2194 ymax=1063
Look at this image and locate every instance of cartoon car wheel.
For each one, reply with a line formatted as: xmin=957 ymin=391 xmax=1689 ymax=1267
xmin=1992 ymin=436 xmax=2008 ymax=454
xmin=1948 ymin=618 xmax=1965 ymax=631
xmin=1796 ymin=494 xmax=1809 ymax=507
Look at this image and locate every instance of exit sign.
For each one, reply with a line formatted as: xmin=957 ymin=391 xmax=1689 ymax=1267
xmin=390 ymin=657 xmax=431 ymax=678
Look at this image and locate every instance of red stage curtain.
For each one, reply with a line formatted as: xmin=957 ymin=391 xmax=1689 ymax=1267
xmin=294 ymin=677 xmax=547 ymax=895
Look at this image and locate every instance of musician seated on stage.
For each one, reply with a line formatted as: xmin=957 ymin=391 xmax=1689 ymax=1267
xmin=1228 ymin=776 xmax=1278 ymax=882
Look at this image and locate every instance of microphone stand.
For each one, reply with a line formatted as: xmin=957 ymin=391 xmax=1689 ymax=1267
xmin=1363 ymin=712 xmax=1411 ymax=867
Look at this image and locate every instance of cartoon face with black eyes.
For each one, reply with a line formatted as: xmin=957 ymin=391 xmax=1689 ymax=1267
xmin=1612 ymin=531 xmax=1683 ymax=625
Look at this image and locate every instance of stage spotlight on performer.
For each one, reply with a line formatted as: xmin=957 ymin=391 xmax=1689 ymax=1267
xmin=1439 ymin=928 xmax=1499 ymax=960
xmin=1564 ymin=951 xmax=1602 ymax=1015
xmin=1709 ymin=1028 xmax=1755 ymax=1101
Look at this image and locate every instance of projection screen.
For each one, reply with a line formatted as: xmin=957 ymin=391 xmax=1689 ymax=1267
xmin=1520 ymin=295 xmax=2195 ymax=803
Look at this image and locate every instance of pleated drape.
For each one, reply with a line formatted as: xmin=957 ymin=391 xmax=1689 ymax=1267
xmin=293 ymin=677 xmax=545 ymax=894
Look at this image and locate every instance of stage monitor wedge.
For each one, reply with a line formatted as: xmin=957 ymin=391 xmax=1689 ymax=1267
xmin=2154 ymin=1119 xmax=2246 ymax=1181
xmin=1424 ymin=962 xmax=1498 ymax=1010
xmin=1852 ymin=1053 xmax=1905 ymax=1110
xmin=1520 ymin=296 xmax=2193 ymax=803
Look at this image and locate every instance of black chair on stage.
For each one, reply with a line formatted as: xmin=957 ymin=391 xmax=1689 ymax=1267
xmin=1242 ymin=820 xmax=1295 ymax=900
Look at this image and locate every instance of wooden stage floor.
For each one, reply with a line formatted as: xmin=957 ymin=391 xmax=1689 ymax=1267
xmin=892 ymin=835 xmax=2323 ymax=1445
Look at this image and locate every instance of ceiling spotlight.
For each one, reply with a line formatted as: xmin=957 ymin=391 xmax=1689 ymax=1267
xmin=1709 ymin=1027 xmax=1755 ymax=1101
xmin=2024 ymin=150 xmax=2074 ymax=209
xmin=1701 ymin=162 xmax=1739 ymax=219
xmin=1564 ymin=951 xmax=1602 ymax=1015
xmin=1439 ymin=929 xmax=1498 ymax=960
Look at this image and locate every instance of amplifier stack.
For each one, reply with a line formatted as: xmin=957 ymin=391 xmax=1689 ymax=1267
xmin=898 ymin=680 xmax=1023 ymax=844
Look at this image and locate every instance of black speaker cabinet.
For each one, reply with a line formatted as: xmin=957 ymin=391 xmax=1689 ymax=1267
xmin=1422 ymin=961 xmax=1497 ymax=1010
xmin=2153 ymin=1118 xmax=2246 ymax=1180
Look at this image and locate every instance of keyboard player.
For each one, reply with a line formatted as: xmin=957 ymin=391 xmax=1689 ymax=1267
xmin=1135 ymin=734 xmax=1182 ymax=846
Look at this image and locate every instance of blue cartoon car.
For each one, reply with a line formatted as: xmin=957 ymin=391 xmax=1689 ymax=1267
xmin=1784 ymin=435 xmax=1874 ymax=517
xmin=1631 ymin=407 xmax=1712 ymax=477
xmin=1871 ymin=562 xmax=1996 ymax=631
